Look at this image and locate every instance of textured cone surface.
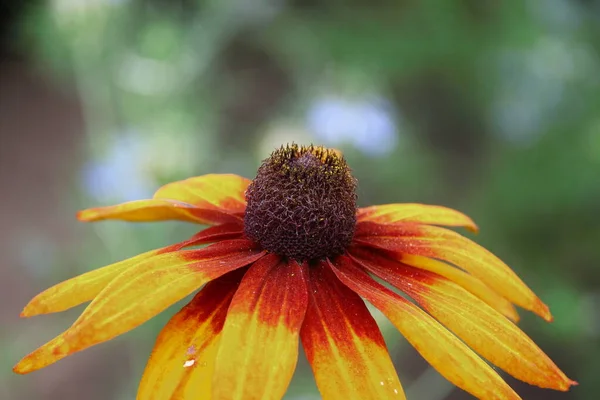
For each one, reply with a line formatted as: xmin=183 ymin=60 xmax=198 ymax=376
xmin=244 ymin=145 xmax=357 ymax=261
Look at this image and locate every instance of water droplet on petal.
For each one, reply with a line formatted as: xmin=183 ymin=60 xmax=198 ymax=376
xmin=183 ymin=359 xmax=195 ymax=368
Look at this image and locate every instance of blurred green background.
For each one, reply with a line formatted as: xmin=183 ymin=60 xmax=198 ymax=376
xmin=1 ymin=0 xmax=599 ymax=399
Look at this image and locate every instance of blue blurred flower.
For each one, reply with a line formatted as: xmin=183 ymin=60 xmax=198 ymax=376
xmin=307 ymin=96 xmax=398 ymax=156
xmin=81 ymin=131 xmax=155 ymax=203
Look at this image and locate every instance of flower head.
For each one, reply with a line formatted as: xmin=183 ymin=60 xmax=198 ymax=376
xmin=244 ymin=145 xmax=356 ymax=260
xmin=15 ymin=144 xmax=576 ymax=399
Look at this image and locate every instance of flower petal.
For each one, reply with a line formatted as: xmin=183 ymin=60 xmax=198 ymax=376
xmin=155 ymin=173 xmax=250 ymax=213
xmin=301 ymin=261 xmax=406 ymax=400
xmin=186 ymin=222 xmax=245 ymax=243
xmin=20 ymin=248 xmax=162 ymax=318
xmin=330 ymin=256 xmax=521 ymax=400
xmin=137 ymin=270 xmax=244 ymax=400
xmin=14 ymin=240 xmax=265 ymax=374
xmin=357 ymin=203 xmax=478 ymax=232
xmin=351 ymin=248 xmax=519 ymax=322
xmin=398 ymin=253 xmax=519 ymax=322
xmin=21 ymin=223 xmax=244 ymax=317
xmin=78 ymin=174 xmax=250 ymax=225
xmin=354 ymin=222 xmax=552 ymax=321
xmin=212 ymin=254 xmax=308 ymax=400
xmin=77 ymin=199 xmax=241 ymax=225
xmin=353 ymin=251 xmax=576 ymax=391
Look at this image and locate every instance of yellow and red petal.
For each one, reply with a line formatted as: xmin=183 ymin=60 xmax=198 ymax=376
xmin=78 ymin=174 xmax=250 ymax=225
xmin=301 ymin=260 xmax=405 ymax=400
xmin=398 ymin=253 xmax=519 ymax=322
xmin=354 ymin=222 xmax=552 ymax=321
xmin=357 ymin=203 xmax=478 ymax=232
xmin=21 ymin=224 xmax=244 ymax=317
xmin=137 ymin=270 xmax=244 ymax=400
xmin=353 ymin=252 xmax=576 ymax=391
xmin=185 ymin=222 xmax=244 ymax=244
xmin=14 ymin=240 xmax=265 ymax=374
xmin=330 ymin=256 xmax=521 ymax=400
xmin=212 ymin=255 xmax=308 ymax=400
xmin=351 ymin=248 xmax=519 ymax=322
xmin=154 ymin=173 xmax=249 ymax=214
xmin=77 ymin=198 xmax=241 ymax=225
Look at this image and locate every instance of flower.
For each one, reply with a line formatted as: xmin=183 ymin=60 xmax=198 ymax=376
xmin=307 ymin=95 xmax=399 ymax=156
xmin=15 ymin=144 xmax=576 ymax=399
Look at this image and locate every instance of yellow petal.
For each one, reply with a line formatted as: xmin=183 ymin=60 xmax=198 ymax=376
xmin=21 ymin=223 xmax=244 ymax=317
xmin=14 ymin=240 xmax=265 ymax=374
xmin=355 ymin=222 xmax=551 ymax=321
xmin=77 ymin=198 xmax=241 ymax=225
xmin=155 ymin=173 xmax=249 ymax=213
xmin=137 ymin=271 xmax=243 ymax=400
xmin=374 ymin=251 xmax=519 ymax=322
xmin=301 ymin=261 xmax=406 ymax=400
xmin=212 ymin=255 xmax=308 ymax=400
xmin=21 ymin=248 xmax=160 ymax=317
xmin=354 ymin=251 xmax=576 ymax=391
xmin=357 ymin=203 xmax=478 ymax=232
xmin=78 ymin=174 xmax=250 ymax=225
xmin=330 ymin=256 xmax=521 ymax=400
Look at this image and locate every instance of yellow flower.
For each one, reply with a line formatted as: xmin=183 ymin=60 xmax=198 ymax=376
xmin=15 ymin=144 xmax=576 ymax=399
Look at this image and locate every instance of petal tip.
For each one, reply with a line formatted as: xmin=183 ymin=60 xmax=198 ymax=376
xmin=556 ymin=378 xmax=579 ymax=391
xmin=20 ymin=298 xmax=47 ymax=317
xmin=13 ymin=361 xmax=30 ymax=375
xmin=20 ymin=302 xmax=39 ymax=318
xmin=76 ymin=209 xmax=96 ymax=221
xmin=540 ymin=305 xmax=554 ymax=322
xmin=466 ymin=224 xmax=479 ymax=234
xmin=532 ymin=299 xmax=553 ymax=322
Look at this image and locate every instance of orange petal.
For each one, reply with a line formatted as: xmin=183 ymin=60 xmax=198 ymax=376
xmin=353 ymin=251 xmax=576 ymax=391
xmin=330 ymin=256 xmax=522 ymax=400
xmin=355 ymin=222 xmax=552 ymax=321
xmin=357 ymin=203 xmax=478 ymax=232
xmin=301 ymin=261 xmax=406 ymax=400
xmin=14 ymin=240 xmax=265 ymax=374
xmin=137 ymin=270 xmax=244 ymax=400
xmin=212 ymin=255 xmax=308 ymax=400
xmin=21 ymin=224 xmax=244 ymax=317
xmin=351 ymin=248 xmax=519 ymax=322
xmin=78 ymin=174 xmax=250 ymax=225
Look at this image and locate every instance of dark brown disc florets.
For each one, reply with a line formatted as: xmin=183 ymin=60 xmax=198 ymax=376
xmin=244 ymin=144 xmax=357 ymax=261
